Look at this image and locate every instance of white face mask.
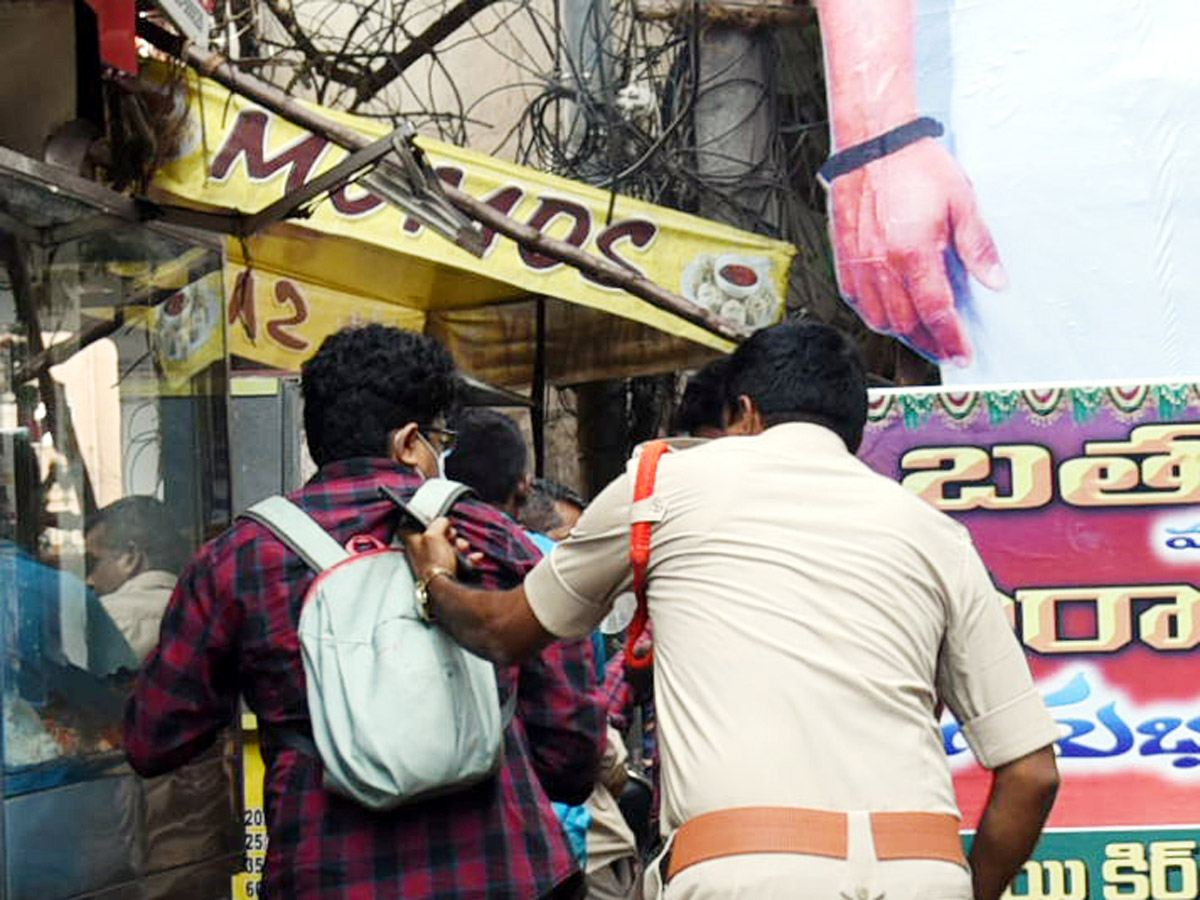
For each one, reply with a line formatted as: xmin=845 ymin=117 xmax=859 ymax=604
xmin=417 ymin=430 xmax=449 ymax=480
xmin=438 ymin=446 xmax=453 ymax=479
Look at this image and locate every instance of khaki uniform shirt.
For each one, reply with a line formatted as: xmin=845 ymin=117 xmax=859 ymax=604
xmin=525 ymin=424 xmax=1059 ymax=833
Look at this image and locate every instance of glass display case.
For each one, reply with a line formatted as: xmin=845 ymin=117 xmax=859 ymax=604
xmin=0 ymin=148 xmax=237 ymax=899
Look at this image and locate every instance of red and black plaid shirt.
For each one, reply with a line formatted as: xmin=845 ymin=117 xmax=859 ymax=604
xmin=124 ymin=458 xmax=605 ymax=900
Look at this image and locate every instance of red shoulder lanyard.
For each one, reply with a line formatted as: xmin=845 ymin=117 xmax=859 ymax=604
xmin=625 ymin=439 xmax=671 ymax=671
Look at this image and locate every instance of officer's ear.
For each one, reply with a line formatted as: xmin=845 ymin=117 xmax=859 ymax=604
xmin=389 ymin=423 xmax=426 ymax=469
xmin=726 ymin=395 xmax=766 ymax=435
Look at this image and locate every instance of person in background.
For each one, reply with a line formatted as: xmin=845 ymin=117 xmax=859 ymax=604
xmin=85 ymin=496 xmax=185 ymax=662
xmin=444 ymin=408 xmax=534 ymax=518
xmin=536 ymin=479 xmax=586 ymax=542
xmin=519 ymin=483 xmax=564 ymax=552
xmin=125 ymin=325 xmax=605 ymax=900
xmin=90 ymin=496 xmax=235 ymax=900
xmin=402 ymin=321 xmax=1060 ymax=900
xmin=449 ymin=409 xmax=642 ymax=900
xmin=669 ymin=358 xmax=731 ymax=439
xmin=520 ymin=479 xmax=586 ymax=550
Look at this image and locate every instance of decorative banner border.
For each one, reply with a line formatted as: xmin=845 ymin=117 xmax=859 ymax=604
xmin=870 ymin=383 xmax=1200 ymax=426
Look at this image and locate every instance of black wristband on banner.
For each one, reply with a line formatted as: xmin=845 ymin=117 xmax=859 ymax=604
xmin=818 ymin=117 xmax=944 ymax=189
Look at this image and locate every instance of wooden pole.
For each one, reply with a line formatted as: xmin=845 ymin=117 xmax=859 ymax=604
xmin=531 ymin=297 xmax=547 ymax=476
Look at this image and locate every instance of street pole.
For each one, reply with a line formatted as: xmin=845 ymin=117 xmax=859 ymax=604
xmin=694 ymin=23 xmax=782 ymax=235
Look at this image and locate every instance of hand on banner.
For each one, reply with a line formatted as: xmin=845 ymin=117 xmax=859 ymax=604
xmin=828 ymin=138 xmax=1008 ymax=364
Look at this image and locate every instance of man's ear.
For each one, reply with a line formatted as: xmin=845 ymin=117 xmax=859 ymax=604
xmin=119 ymin=541 xmax=145 ymax=579
xmin=514 ymin=473 xmax=532 ymax=507
xmin=389 ymin=423 xmax=425 ymax=469
xmin=726 ymin=395 xmax=765 ymax=435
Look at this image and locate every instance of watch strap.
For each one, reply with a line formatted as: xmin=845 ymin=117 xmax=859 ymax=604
xmin=818 ymin=117 xmax=945 ymax=188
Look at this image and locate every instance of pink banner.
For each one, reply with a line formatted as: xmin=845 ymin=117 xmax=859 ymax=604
xmin=861 ymin=382 xmax=1200 ymax=830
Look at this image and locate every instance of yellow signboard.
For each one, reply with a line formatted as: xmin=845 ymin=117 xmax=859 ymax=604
xmin=232 ymin=716 xmax=267 ymax=900
xmin=152 ymin=68 xmax=796 ymax=356
xmin=145 ymin=269 xmax=226 ymax=387
xmin=224 ymin=257 xmax=425 ymax=372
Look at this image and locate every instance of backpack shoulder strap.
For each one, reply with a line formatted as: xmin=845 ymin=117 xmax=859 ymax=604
xmin=379 ymin=479 xmax=473 ymax=529
xmin=625 ymin=440 xmax=672 ymax=672
xmin=242 ymin=496 xmax=351 ymax=573
xmin=408 ymin=478 xmax=473 ymax=524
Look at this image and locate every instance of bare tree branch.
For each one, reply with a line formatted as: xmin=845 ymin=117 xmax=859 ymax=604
xmin=259 ymin=0 xmax=364 ymax=88
xmin=354 ymin=0 xmax=506 ymax=105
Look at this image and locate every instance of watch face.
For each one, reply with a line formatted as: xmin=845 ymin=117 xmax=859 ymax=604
xmin=414 ymin=580 xmax=433 ymax=623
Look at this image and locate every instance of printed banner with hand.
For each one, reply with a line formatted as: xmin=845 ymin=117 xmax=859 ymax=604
xmin=815 ymin=0 xmax=1200 ymax=385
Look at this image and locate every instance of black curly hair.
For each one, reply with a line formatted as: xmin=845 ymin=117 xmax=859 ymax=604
xmin=300 ymin=324 xmax=459 ymax=467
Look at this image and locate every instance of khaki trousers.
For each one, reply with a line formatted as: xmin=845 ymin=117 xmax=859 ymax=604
xmin=587 ymin=856 xmax=644 ymax=900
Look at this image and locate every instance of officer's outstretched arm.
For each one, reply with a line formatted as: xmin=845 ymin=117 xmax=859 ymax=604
xmin=968 ymin=745 xmax=1059 ymax=900
xmin=406 ymin=517 xmax=554 ymax=665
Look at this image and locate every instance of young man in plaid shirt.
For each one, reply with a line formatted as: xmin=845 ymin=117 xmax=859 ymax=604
xmin=124 ymin=325 xmax=606 ymax=899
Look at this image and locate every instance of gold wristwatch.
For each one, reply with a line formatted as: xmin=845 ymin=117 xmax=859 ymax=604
xmin=415 ymin=566 xmax=454 ymax=623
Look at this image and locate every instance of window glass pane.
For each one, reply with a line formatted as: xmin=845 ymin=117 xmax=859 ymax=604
xmin=0 ymin=194 xmax=228 ymax=787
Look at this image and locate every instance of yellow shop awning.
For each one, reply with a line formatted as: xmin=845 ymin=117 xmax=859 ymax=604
xmin=150 ymin=67 xmax=796 ymax=385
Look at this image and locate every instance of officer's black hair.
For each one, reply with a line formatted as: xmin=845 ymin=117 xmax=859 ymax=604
xmin=724 ymin=321 xmax=868 ymax=453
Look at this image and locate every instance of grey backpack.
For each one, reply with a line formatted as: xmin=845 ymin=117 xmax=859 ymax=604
xmin=243 ymin=480 xmax=508 ymax=810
